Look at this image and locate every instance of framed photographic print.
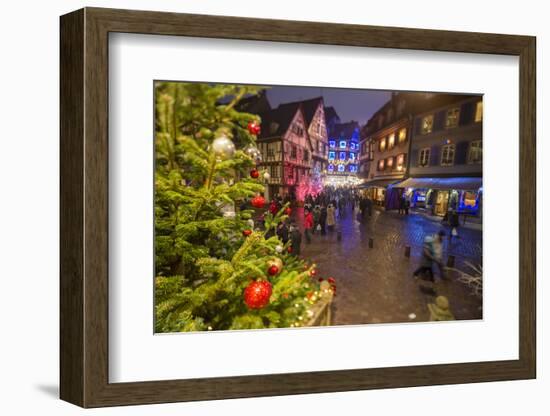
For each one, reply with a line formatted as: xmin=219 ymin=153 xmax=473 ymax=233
xmin=60 ymin=7 xmax=536 ymax=408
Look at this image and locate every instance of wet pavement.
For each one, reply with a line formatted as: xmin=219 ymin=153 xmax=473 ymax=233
xmin=294 ymin=205 xmax=483 ymax=325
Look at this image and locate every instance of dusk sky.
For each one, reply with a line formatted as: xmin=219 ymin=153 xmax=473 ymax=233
xmin=265 ymin=86 xmax=392 ymax=126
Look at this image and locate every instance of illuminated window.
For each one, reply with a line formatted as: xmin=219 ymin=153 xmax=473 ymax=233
xmin=475 ymin=101 xmax=483 ymax=122
xmin=441 ymin=144 xmax=456 ymax=166
xmin=338 ymin=164 xmax=345 ymax=172
xmin=379 ymin=137 xmax=387 ymax=152
xmin=398 ymin=128 xmax=407 ymax=143
xmin=462 ymin=191 xmax=477 ymax=209
xmin=328 ymin=151 xmax=336 ymax=160
xmin=329 ymin=140 xmax=336 ymax=148
xmin=328 ymin=164 xmax=334 ymax=172
xmin=396 ymin=154 xmax=405 ymax=171
xmin=388 ymin=134 xmax=395 ymax=150
xmin=445 ymin=107 xmax=460 ymax=129
xmin=349 ymin=152 xmax=356 ymax=161
xmin=418 ymin=147 xmax=430 ymax=167
xmin=386 ymin=157 xmax=394 ymax=169
xmin=339 ymin=152 xmax=346 ymax=160
xmin=349 ymin=165 xmax=357 ymax=172
xmin=468 ymin=140 xmax=482 ymax=164
xmin=378 ymin=159 xmax=385 ymax=171
xmin=421 ymin=115 xmax=434 ymax=134
xmin=339 ymin=140 xmax=346 ymax=149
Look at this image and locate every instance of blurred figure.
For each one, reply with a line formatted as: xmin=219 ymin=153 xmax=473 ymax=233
xmin=327 ymin=203 xmax=336 ymax=232
xmin=413 ymin=230 xmax=446 ymax=283
xmin=304 ymin=207 xmax=314 ymax=244
xmin=319 ymin=204 xmax=327 ymax=235
xmin=289 ymin=221 xmax=302 ymax=256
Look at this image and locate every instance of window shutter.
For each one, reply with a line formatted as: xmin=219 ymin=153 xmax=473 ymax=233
xmin=430 ymin=145 xmax=440 ymax=166
xmin=455 ymin=141 xmax=469 ymax=165
xmin=459 ymin=102 xmax=474 ymax=125
xmin=433 ymin=111 xmax=445 ymax=131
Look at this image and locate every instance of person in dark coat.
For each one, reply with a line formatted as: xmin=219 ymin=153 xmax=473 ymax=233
xmin=449 ymin=209 xmax=460 ymax=239
xmin=276 ymin=220 xmax=289 ymax=244
xmin=289 ymin=221 xmax=302 ymax=256
xmin=319 ymin=205 xmax=327 ymax=235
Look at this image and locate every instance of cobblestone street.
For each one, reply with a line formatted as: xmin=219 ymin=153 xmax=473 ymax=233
xmin=295 ymin=205 xmax=483 ymax=325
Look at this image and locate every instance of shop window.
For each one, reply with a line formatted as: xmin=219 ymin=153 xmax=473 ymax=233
xmin=421 ymin=114 xmax=434 ymax=134
xmin=418 ymin=147 xmax=430 ymax=167
xmin=468 ymin=140 xmax=482 ymax=164
xmin=445 ymin=107 xmax=460 ymax=129
xmin=475 ymin=101 xmax=483 ymax=122
xmin=388 ymin=133 xmax=395 ymax=150
xmin=398 ymin=128 xmax=407 ymax=143
xmin=441 ymin=144 xmax=456 ymax=166
xmin=461 ymin=191 xmax=477 ymax=210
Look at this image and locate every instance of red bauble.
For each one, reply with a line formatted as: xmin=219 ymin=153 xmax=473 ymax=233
xmin=284 ymin=207 xmax=292 ymax=215
xmin=327 ymin=277 xmax=336 ymax=284
xmin=242 ymin=229 xmax=252 ymax=237
xmin=251 ymin=195 xmax=266 ymax=209
xmin=287 ymin=246 xmax=293 ymax=253
xmin=250 ymin=169 xmax=260 ymax=179
xmin=247 ymin=121 xmax=261 ymax=136
xmin=318 ymin=277 xmax=324 ymax=282
xmin=267 ymin=265 xmax=279 ymax=276
xmin=244 ymin=280 xmax=272 ymax=309
xmin=309 ymin=269 xmax=318 ymax=277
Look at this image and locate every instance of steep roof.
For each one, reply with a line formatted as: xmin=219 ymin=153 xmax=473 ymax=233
xmin=324 ymin=106 xmax=340 ymax=123
xmin=257 ymin=104 xmax=302 ymax=139
xmin=235 ymin=90 xmax=272 ymax=114
xmin=275 ymin=96 xmax=324 ymax=127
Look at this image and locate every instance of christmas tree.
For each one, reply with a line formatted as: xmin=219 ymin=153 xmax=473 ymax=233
xmin=154 ymin=82 xmax=333 ymax=332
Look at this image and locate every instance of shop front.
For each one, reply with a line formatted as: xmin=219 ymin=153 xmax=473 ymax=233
xmin=358 ymin=179 xmax=401 ymax=207
xmin=397 ymin=177 xmax=482 ymax=217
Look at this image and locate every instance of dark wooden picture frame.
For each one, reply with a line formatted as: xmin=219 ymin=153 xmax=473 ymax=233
xmin=60 ymin=7 xmax=536 ymax=408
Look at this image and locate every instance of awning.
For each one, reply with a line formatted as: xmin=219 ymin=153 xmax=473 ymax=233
xmin=394 ymin=177 xmax=482 ymax=191
xmin=357 ymin=179 xmax=401 ymax=189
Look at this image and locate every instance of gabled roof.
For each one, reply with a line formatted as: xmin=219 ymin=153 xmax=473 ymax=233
xmin=258 ymin=104 xmax=302 ymax=139
xmin=324 ymin=106 xmax=340 ymax=123
xmin=275 ymin=96 xmax=324 ymax=127
xmin=236 ymin=90 xmax=272 ymax=114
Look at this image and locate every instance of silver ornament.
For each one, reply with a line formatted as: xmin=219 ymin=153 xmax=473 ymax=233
xmin=243 ymin=144 xmax=262 ymax=163
xmin=275 ymin=245 xmax=283 ymax=254
xmin=211 ymin=134 xmax=235 ymax=161
xmin=263 ymin=171 xmax=271 ymax=181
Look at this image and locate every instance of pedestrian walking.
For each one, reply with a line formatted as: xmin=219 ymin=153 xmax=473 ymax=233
xmin=276 ymin=220 xmax=289 ymax=244
xmin=319 ymin=204 xmax=327 ymax=235
xmin=304 ymin=208 xmax=314 ymax=244
xmin=289 ymin=221 xmax=302 ymax=256
xmin=413 ymin=230 xmax=446 ymax=287
xmin=327 ymin=203 xmax=336 ymax=232
xmin=312 ymin=205 xmax=321 ymax=234
xmin=449 ymin=209 xmax=460 ymax=239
